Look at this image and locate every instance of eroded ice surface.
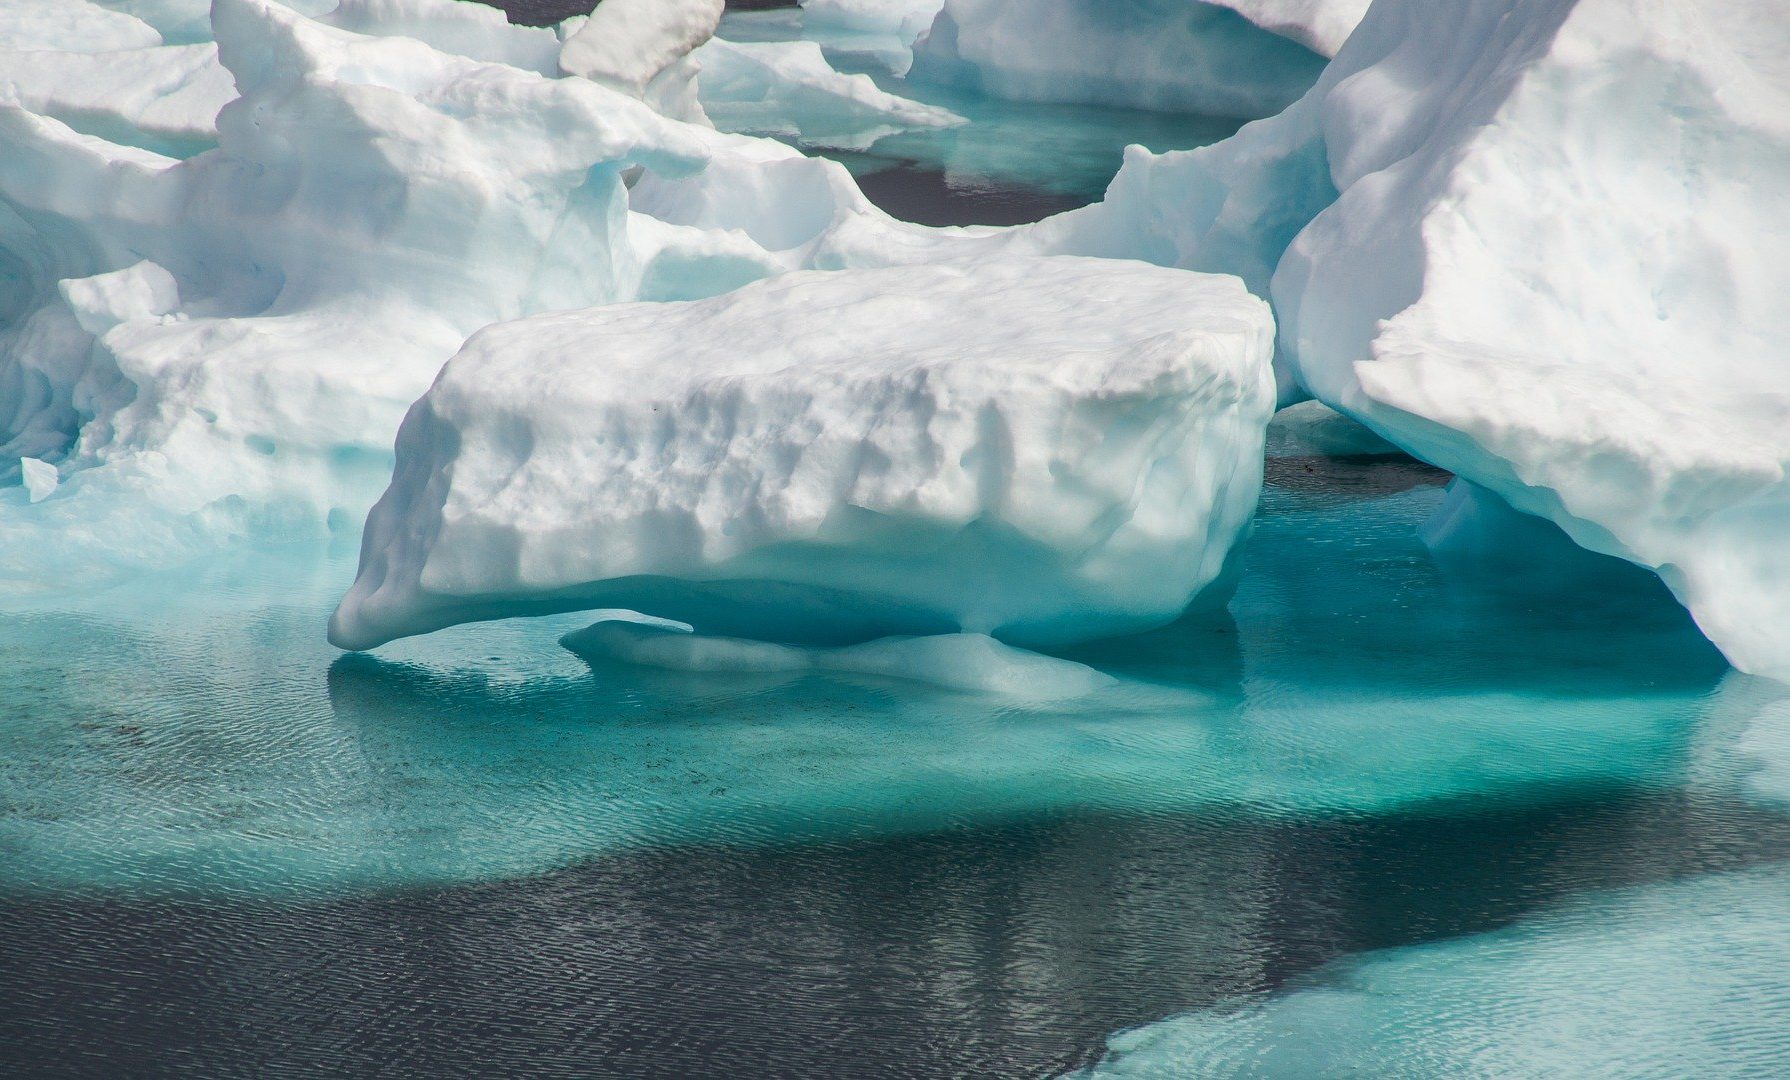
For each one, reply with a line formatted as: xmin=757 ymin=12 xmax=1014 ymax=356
xmin=330 ymin=256 xmax=1274 ymax=651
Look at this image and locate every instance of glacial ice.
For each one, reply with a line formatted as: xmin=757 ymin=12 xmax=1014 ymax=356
xmin=0 ymin=0 xmax=739 ymax=582
xmin=909 ymin=0 xmax=1338 ymax=118
xmin=0 ymin=0 xmax=164 ymax=53
xmin=1069 ymin=866 xmax=1790 ymax=1079
xmin=695 ymin=37 xmax=965 ymax=150
xmin=328 ymin=257 xmax=1274 ymax=651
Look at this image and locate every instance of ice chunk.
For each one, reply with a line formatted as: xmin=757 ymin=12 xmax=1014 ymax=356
xmin=910 ymin=0 xmax=1332 ymax=119
xmin=1205 ymin=0 xmax=1367 ymax=57
xmin=563 ymin=620 xmax=1111 ymax=698
xmin=696 ymin=37 xmax=964 ymax=150
xmin=329 ymin=256 xmax=1275 ymax=651
xmin=1254 ymin=0 xmax=1790 ymax=679
xmin=560 ymin=0 xmax=724 ymax=122
xmin=18 ymin=456 xmax=57 ymax=502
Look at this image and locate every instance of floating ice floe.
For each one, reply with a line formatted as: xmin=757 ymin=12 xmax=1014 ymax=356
xmin=329 ymin=256 xmax=1274 ymax=651
xmin=695 ymin=37 xmax=965 ymax=150
xmin=909 ymin=0 xmax=1359 ymax=118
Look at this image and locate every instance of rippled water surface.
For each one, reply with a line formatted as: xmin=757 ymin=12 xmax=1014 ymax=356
xmin=6 ymin=443 xmax=1789 ymax=1076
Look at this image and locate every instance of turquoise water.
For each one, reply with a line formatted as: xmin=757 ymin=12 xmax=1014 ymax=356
xmin=2 ymin=451 xmax=1757 ymax=899
xmin=5 ymin=441 xmax=1789 ymax=1073
xmin=6 ymin=7 xmax=1790 ymax=1072
xmin=712 ymin=9 xmax=1244 ymax=224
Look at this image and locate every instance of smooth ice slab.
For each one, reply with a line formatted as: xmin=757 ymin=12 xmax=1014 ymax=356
xmin=331 ymin=255 xmax=1275 ymax=651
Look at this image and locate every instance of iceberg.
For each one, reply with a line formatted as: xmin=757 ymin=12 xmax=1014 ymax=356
xmin=329 ymin=256 xmax=1274 ymax=651
xmin=909 ymin=0 xmax=1344 ymax=119
xmin=1011 ymin=0 xmax=1789 ymax=679
xmin=1263 ymin=0 xmax=1790 ymax=680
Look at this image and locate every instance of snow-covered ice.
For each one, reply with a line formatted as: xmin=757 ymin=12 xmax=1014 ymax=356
xmin=329 ymin=256 xmax=1274 ymax=651
xmin=1265 ymin=0 xmax=1790 ymax=680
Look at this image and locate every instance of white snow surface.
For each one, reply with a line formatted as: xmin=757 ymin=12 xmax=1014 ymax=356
xmin=909 ymin=0 xmax=1337 ymax=118
xmin=329 ymin=257 xmax=1274 ymax=651
xmin=0 ymin=0 xmax=827 ymax=584
xmin=696 ymin=36 xmax=964 ymax=149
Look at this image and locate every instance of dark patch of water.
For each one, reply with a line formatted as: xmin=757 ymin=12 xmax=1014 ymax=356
xmin=5 ymin=787 xmax=1789 ymax=1078
xmin=852 ymin=162 xmax=1088 ymax=227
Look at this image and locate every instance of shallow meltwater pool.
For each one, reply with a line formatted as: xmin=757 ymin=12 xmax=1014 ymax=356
xmin=5 ymin=449 xmax=1788 ymax=1077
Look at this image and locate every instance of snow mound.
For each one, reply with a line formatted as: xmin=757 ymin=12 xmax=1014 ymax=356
xmin=909 ymin=0 xmax=1336 ymax=119
xmin=562 ymin=620 xmax=1111 ymax=698
xmin=696 ymin=36 xmax=964 ymax=149
xmin=329 ymin=256 xmax=1274 ymax=651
